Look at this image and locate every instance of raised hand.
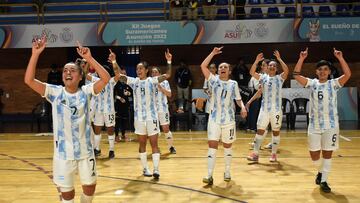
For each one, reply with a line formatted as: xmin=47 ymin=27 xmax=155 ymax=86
xmin=255 ymin=53 xmax=264 ymax=62
xmin=333 ymin=48 xmax=343 ymax=59
xmin=273 ymin=50 xmax=281 ymax=60
xmin=76 ymin=41 xmax=91 ymax=59
xmin=108 ymin=49 xmax=116 ymax=63
xmin=299 ymin=48 xmax=308 ymax=60
xmin=32 ymin=35 xmax=47 ymax=55
xmin=211 ymin=46 xmax=223 ymax=55
xmin=165 ymin=48 xmax=172 ymax=62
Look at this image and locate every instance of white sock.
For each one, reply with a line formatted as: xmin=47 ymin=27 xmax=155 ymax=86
xmin=165 ymin=131 xmax=174 ymax=148
xmin=271 ymin=135 xmax=280 ymax=154
xmin=139 ymin=152 xmax=148 ymax=169
xmin=224 ymin=148 xmax=232 ymax=173
xmin=152 ymin=153 xmax=160 ymax=171
xmin=313 ymin=158 xmax=322 ymax=172
xmin=94 ymin=134 xmax=101 ymax=150
xmin=207 ymin=148 xmax=217 ymax=177
xmin=263 ymin=130 xmax=268 ymax=137
xmin=80 ymin=193 xmax=94 ymax=203
xmin=62 ymin=199 xmax=74 ymax=203
xmin=321 ymin=158 xmax=332 ymax=183
xmin=108 ymin=134 xmax=115 ymax=151
xmin=254 ymin=134 xmax=265 ymax=154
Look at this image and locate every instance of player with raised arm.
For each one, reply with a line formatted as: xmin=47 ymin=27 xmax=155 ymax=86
xmin=87 ymin=49 xmax=120 ymax=159
xmin=24 ymin=37 xmax=110 ymax=203
xmin=247 ymin=50 xmax=289 ymax=162
xmin=151 ymin=66 xmax=177 ymax=154
xmin=293 ymin=48 xmax=351 ymax=193
xmin=117 ymin=49 xmax=172 ymax=180
xmin=200 ymin=47 xmax=247 ymax=185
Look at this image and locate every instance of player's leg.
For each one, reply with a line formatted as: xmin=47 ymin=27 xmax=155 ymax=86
xmin=221 ymin=122 xmax=236 ymax=182
xmin=53 ymin=158 xmax=76 ymax=202
xmin=135 ymin=120 xmax=152 ymax=177
xmin=148 ymin=120 xmax=161 ymax=180
xmin=308 ymin=128 xmax=323 ymax=187
xmin=105 ymin=113 xmax=116 ymax=159
xmin=160 ymin=112 xmax=176 ymax=154
xmin=203 ymin=120 xmax=221 ymax=185
xmin=247 ymin=111 xmax=269 ymax=162
xmin=269 ymin=111 xmax=282 ymax=162
xmin=93 ymin=112 xmax=105 ymax=157
xmin=79 ymin=157 xmax=97 ymax=203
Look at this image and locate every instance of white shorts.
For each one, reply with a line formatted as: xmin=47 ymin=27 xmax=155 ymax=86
xmin=53 ymin=156 xmax=97 ymax=188
xmin=207 ymin=119 xmax=236 ymax=144
xmin=308 ymin=128 xmax=339 ymax=151
xmin=158 ymin=112 xmax=170 ymax=125
xmin=257 ymin=110 xmax=283 ymax=131
xmin=93 ymin=112 xmax=115 ymax=127
xmin=134 ymin=120 xmax=160 ymax=136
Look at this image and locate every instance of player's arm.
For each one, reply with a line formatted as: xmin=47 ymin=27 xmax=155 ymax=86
xmin=24 ymin=36 xmax=47 ymax=96
xmin=249 ymin=53 xmax=264 ymax=80
xmin=200 ymin=47 xmax=223 ymax=80
xmin=158 ymin=84 xmax=172 ymax=97
xmin=108 ymin=49 xmax=122 ymax=82
xmin=236 ymin=99 xmax=247 ymax=119
xmin=246 ymin=87 xmax=262 ymax=110
xmin=76 ymin=41 xmax=110 ymax=94
xmin=158 ymin=48 xmax=172 ymax=83
xmin=293 ymin=48 xmax=309 ymax=87
xmin=274 ymin=50 xmax=289 ymax=80
xmin=333 ymin=48 xmax=351 ymax=86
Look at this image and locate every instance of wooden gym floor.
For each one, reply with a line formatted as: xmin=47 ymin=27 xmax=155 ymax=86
xmin=0 ymin=127 xmax=360 ymax=203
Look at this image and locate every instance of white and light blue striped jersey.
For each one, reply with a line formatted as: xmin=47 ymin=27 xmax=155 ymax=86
xmin=127 ymin=76 xmax=159 ymax=121
xmin=207 ymin=74 xmax=241 ymax=125
xmin=259 ymin=74 xmax=284 ymax=112
xmin=155 ymin=80 xmax=171 ymax=113
xmin=44 ymin=83 xmax=96 ymax=160
xmin=306 ymin=78 xmax=342 ymax=130
xmin=93 ymin=77 xmax=116 ymax=113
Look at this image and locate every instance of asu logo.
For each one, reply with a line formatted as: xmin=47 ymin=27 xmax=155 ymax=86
xmin=224 ymin=24 xmax=252 ymax=40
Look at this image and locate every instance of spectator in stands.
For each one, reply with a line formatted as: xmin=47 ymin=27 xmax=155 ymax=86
xmin=170 ymin=0 xmax=184 ymax=20
xmin=114 ymin=68 xmax=132 ymax=142
xmin=174 ymin=60 xmax=192 ymax=112
xmin=232 ymin=57 xmax=250 ymax=88
xmin=185 ymin=0 xmax=199 ymax=20
xmin=47 ymin=63 xmax=63 ymax=86
xmin=235 ymin=0 xmax=246 ymax=19
xmin=202 ymin=0 xmax=217 ymax=20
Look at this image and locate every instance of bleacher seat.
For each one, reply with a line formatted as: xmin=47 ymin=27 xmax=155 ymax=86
xmin=281 ymin=0 xmax=294 ymax=3
xmin=318 ymin=5 xmax=332 ymax=16
xmin=353 ymin=5 xmax=360 ymax=16
xmin=284 ymin=6 xmax=296 ymax=17
xmin=314 ymin=0 xmax=328 ymax=3
xmin=267 ymin=7 xmax=281 ymax=18
xmin=336 ymin=5 xmax=351 ymax=16
xmin=302 ymin=6 xmax=315 ymax=17
xmin=248 ymin=0 xmax=261 ymax=5
xmin=216 ymin=8 xmax=230 ymax=19
xmin=249 ymin=7 xmax=263 ymax=18
xmin=298 ymin=0 xmax=311 ymax=3
xmin=264 ymin=0 xmax=277 ymax=4
xmin=217 ymin=0 xmax=229 ymax=5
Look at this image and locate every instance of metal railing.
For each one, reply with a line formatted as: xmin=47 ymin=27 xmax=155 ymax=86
xmin=0 ymin=3 xmax=40 ymax=24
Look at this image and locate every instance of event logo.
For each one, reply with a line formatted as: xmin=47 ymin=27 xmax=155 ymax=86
xmin=33 ymin=28 xmax=58 ymax=43
xmin=60 ymin=28 xmax=73 ymax=43
xmin=254 ymin=23 xmax=269 ymax=38
xmin=224 ymin=23 xmax=252 ymax=39
xmin=306 ymin=19 xmax=320 ymax=42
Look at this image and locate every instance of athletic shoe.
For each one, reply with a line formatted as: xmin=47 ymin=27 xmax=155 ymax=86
xmin=320 ymin=182 xmax=331 ymax=193
xmin=224 ymin=172 xmax=231 ymax=182
xmin=108 ymin=150 xmax=115 ymax=159
xmin=153 ymin=170 xmax=160 ymax=180
xmin=169 ymin=146 xmax=177 ymax=154
xmin=316 ymin=172 xmax=322 ymax=185
xmin=202 ymin=176 xmax=214 ymax=185
xmin=264 ymin=143 xmax=272 ymax=149
xmin=143 ymin=168 xmax=152 ymax=177
xmin=247 ymin=152 xmax=259 ymax=162
xmin=269 ymin=153 xmax=277 ymax=162
xmin=94 ymin=149 xmax=101 ymax=157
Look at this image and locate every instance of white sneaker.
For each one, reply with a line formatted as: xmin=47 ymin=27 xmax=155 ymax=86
xmin=224 ymin=172 xmax=231 ymax=182
xmin=269 ymin=153 xmax=277 ymax=162
xmin=143 ymin=168 xmax=152 ymax=177
xmin=264 ymin=143 xmax=272 ymax=149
